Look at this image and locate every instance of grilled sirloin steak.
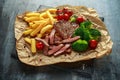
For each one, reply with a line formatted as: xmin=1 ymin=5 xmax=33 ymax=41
xmin=54 ymin=20 xmax=79 ymax=39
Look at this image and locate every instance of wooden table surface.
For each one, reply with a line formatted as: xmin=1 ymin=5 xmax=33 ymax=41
xmin=0 ymin=0 xmax=120 ymax=80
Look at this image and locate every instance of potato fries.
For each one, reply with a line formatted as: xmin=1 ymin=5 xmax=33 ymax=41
xmin=24 ymin=38 xmax=31 ymax=44
xmin=23 ymin=29 xmax=33 ymax=35
xmin=24 ymin=17 xmax=40 ymax=22
xmin=46 ymin=11 xmax=55 ymax=24
xmin=30 ymin=22 xmax=45 ymax=37
xmin=31 ymin=39 xmax=36 ymax=53
xmin=40 ymin=12 xmax=48 ymax=18
xmin=31 ymin=23 xmax=40 ymax=29
xmin=26 ymin=12 xmax=40 ymax=17
xmin=40 ymin=25 xmax=53 ymax=36
xmin=37 ymin=25 xmax=53 ymax=38
xmin=48 ymin=9 xmax=57 ymax=14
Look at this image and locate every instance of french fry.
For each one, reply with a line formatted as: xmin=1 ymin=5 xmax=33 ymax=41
xmin=40 ymin=25 xmax=53 ymax=37
xmin=29 ymin=22 xmax=34 ymax=26
xmin=24 ymin=37 xmax=31 ymax=44
xmin=37 ymin=33 xmax=47 ymax=38
xmin=26 ymin=12 xmax=40 ymax=17
xmin=31 ymin=23 xmax=40 ymax=29
xmin=31 ymin=20 xmax=49 ymax=29
xmin=31 ymin=38 xmax=36 ymax=54
xmin=46 ymin=11 xmax=54 ymax=24
xmin=23 ymin=29 xmax=33 ymax=35
xmin=37 ymin=34 xmax=42 ymax=38
xmin=24 ymin=17 xmax=40 ymax=22
xmin=33 ymin=18 xmax=49 ymax=24
xmin=39 ymin=16 xmax=44 ymax=20
xmin=46 ymin=29 xmax=52 ymax=33
xmin=30 ymin=22 xmax=46 ymax=37
xmin=25 ymin=27 xmax=32 ymax=30
xmin=48 ymin=9 xmax=57 ymax=14
xmin=52 ymin=14 xmax=57 ymax=17
xmin=40 ymin=12 xmax=48 ymax=18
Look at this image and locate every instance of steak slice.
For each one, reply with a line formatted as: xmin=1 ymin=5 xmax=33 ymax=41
xmin=54 ymin=20 xmax=79 ymax=39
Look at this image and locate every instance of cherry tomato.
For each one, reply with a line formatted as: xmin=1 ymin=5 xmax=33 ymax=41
xmin=63 ymin=13 xmax=70 ymax=21
xmin=76 ymin=16 xmax=85 ymax=24
xmin=65 ymin=10 xmax=73 ymax=17
xmin=56 ymin=9 xmax=63 ymax=15
xmin=36 ymin=42 xmax=44 ymax=50
xmin=62 ymin=7 xmax=68 ymax=13
xmin=89 ymin=40 xmax=98 ymax=49
xmin=56 ymin=14 xmax=64 ymax=20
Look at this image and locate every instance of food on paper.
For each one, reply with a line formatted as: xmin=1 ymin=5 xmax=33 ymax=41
xmin=15 ymin=5 xmax=113 ymax=66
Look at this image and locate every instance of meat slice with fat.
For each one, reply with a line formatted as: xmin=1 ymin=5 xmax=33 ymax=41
xmin=48 ymin=44 xmax=64 ymax=55
xmin=49 ymin=29 xmax=56 ymax=44
xmin=54 ymin=36 xmax=80 ymax=44
xmin=54 ymin=44 xmax=71 ymax=56
xmin=62 ymin=36 xmax=80 ymax=43
xmin=43 ymin=35 xmax=49 ymax=55
xmin=35 ymin=37 xmax=49 ymax=46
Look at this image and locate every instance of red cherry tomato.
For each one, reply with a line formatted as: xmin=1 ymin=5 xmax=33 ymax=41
xmin=62 ymin=7 xmax=68 ymax=13
xmin=89 ymin=40 xmax=98 ymax=49
xmin=65 ymin=10 xmax=73 ymax=17
xmin=76 ymin=16 xmax=85 ymax=24
xmin=63 ymin=13 xmax=70 ymax=21
xmin=56 ymin=9 xmax=63 ymax=15
xmin=36 ymin=42 xmax=44 ymax=50
xmin=56 ymin=14 xmax=64 ymax=20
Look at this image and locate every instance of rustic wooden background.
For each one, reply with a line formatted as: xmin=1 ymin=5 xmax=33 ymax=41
xmin=0 ymin=0 xmax=120 ymax=80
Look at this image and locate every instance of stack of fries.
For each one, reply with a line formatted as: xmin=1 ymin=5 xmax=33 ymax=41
xmin=23 ymin=8 xmax=57 ymax=53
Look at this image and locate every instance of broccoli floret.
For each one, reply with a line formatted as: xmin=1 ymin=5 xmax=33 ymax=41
xmin=80 ymin=20 xmax=92 ymax=29
xmin=90 ymin=29 xmax=101 ymax=36
xmin=73 ymin=20 xmax=92 ymax=39
xmin=74 ymin=27 xmax=84 ymax=39
xmin=72 ymin=39 xmax=88 ymax=52
xmin=90 ymin=29 xmax=101 ymax=40
xmin=74 ymin=27 xmax=92 ymax=41
xmin=83 ymin=29 xmax=93 ymax=42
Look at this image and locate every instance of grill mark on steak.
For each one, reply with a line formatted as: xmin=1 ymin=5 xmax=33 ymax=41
xmin=54 ymin=20 xmax=79 ymax=39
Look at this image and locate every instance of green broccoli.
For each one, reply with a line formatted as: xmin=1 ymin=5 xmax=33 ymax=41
xmin=74 ymin=27 xmax=84 ymax=39
xmin=73 ymin=20 xmax=92 ymax=38
xmin=73 ymin=27 xmax=92 ymax=41
xmin=83 ymin=29 xmax=93 ymax=42
xmin=89 ymin=29 xmax=101 ymax=40
xmin=72 ymin=39 xmax=88 ymax=52
xmin=80 ymin=20 xmax=92 ymax=29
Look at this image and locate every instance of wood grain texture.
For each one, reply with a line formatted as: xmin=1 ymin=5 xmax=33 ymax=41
xmin=0 ymin=0 xmax=120 ymax=80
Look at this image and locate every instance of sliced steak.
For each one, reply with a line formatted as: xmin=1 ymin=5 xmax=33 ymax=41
xmin=48 ymin=44 xmax=64 ymax=55
xmin=65 ymin=48 xmax=72 ymax=53
xmin=54 ymin=35 xmax=62 ymax=41
xmin=62 ymin=36 xmax=80 ymax=43
xmin=49 ymin=29 xmax=56 ymax=44
xmin=54 ymin=20 xmax=79 ymax=39
xmin=43 ymin=35 xmax=49 ymax=55
xmin=54 ymin=36 xmax=80 ymax=44
xmin=54 ymin=44 xmax=71 ymax=56
xmin=35 ymin=37 xmax=49 ymax=46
